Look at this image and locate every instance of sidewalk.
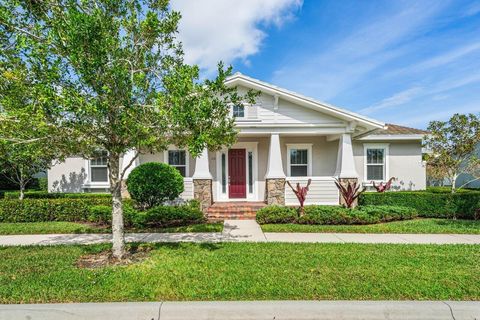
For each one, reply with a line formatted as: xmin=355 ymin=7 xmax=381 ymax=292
xmin=0 ymin=220 xmax=479 ymax=246
xmin=1 ymin=301 xmax=479 ymax=320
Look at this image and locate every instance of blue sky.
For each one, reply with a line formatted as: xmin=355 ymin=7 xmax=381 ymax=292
xmin=173 ymin=0 xmax=480 ymax=129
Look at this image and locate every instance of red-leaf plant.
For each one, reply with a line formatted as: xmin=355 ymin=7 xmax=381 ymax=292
xmin=334 ymin=178 xmax=366 ymax=209
xmin=372 ymin=177 xmax=396 ymax=192
xmin=286 ymin=179 xmax=312 ymax=216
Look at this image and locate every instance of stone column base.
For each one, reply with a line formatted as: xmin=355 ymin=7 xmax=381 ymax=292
xmin=266 ymin=178 xmax=286 ymax=205
xmin=193 ymin=179 xmax=213 ymax=213
xmin=338 ymin=178 xmax=359 ymax=208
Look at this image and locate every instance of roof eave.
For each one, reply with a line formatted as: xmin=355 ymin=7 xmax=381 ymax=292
xmin=225 ymin=74 xmax=385 ymax=130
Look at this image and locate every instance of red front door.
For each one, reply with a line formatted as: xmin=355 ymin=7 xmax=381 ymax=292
xmin=228 ymin=149 xmax=246 ymax=198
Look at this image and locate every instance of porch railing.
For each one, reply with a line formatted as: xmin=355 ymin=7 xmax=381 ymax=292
xmin=285 ymin=176 xmax=339 ymax=206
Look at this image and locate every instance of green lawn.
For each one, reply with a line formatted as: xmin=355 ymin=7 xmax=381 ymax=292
xmin=0 ymin=222 xmax=223 ymax=235
xmin=261 ymin=218 xmax=480 ymax=234
xmin=0 ymin=243 xmax=478 ymax=303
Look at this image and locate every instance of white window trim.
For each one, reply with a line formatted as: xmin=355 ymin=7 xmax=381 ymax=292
xmin=230 ymin=103 xmax=250 ymax=120
xmin=216 ymin=142 xmax=259 ymax=201
xmin=164 ymin=146 xmax=190 ymax=178
xmin=286 ymin=144 xmax=313 ymax=177
xmin=84 ymin=154 xmax=110 ymax=188
xmin=363 ymin=143 xmax=389 ymax=183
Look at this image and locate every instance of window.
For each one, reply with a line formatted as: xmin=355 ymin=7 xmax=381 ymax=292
xmin=221 ymin=153 xmax=226 ymax=193
xmin=168 ymin=150 xmax=187 ymax=177
xmin=232 ymin=104 xmax=245 ymax=118
xmin=248 ymin=151 xmax=253 ymax=193
xmin=365 ymin=145 xmax=388 ymax=181
xmin=287 ymin=144 xmax=312 ymax=177
xmin=90 ymin=151 xmax=108 ymax=182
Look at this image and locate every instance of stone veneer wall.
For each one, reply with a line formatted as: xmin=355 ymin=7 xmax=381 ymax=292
xmin=338 ymin=178 xmax=359 ymax=208
xmin=265 ymin=178 xmax=286 ymax=205
xmin=193 ymin=179 xmax=213 ymax=212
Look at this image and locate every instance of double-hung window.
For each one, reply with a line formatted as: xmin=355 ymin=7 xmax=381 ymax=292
xmin=90 ymin=151 xmax=108 ymax=182
xmin=287 ymin=144 xmax=312 ymax=177
xmin=168 ymin=150 xmax=187 ymax=177
xmin=365 ymin=144 xmax=388 ymax=181
xmin=232 ymin=104 xmax=245 ymax=118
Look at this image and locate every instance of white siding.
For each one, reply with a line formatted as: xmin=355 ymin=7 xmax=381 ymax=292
xmin=181 ymin=178 xmax=194 ymax=200
xmin=285 ymin=177 xmax=339 ymax=205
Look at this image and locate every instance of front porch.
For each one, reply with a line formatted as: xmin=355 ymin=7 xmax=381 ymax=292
xmin=141 ymin=131 xmax=359 ymax=213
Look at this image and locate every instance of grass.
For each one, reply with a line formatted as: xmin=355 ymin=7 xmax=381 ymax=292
xmin=0 ymin=222 xmax=223 ymax=235
xmin=260 ymin=218 xmax=480 ymax=234
xmin=0 ymin=243 xmax=478 ymax=303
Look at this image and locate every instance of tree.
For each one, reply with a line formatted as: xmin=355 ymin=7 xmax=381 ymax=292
xmin=0 ymin=55 xmax=61 ymax=199
xmin=0 ymin=141 xmax=56 ymax=199
xmin=424 ymin=113 xmax=480 ymax=193
xmin=0 ymin=0 xmax=255 ymax=259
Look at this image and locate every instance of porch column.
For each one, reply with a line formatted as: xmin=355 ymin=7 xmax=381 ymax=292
xmin=192 ymin=148 xmax=213 ymax=212
xmin=265 ymin=133 xmax=286 ymax=205
xmin=334 ymin=133 xmax=359 ymax=207
xmin=120 ymin=149 xmax=138 ymax=198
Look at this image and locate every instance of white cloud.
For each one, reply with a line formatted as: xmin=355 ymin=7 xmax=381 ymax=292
xmin=170 ymin=0 xmax=302 ymax=73
xmin=360 ymin=87 xmax=423 ymax=115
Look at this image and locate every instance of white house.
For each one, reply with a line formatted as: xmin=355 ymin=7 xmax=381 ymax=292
xmin=48 ymin=73 xmax=427 ymax=213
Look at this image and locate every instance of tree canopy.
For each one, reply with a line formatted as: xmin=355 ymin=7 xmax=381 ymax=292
xmin=0 ymin=0 xmax=255 ymax=259
xmin=424 ymin=113 xmax=480 ymax=192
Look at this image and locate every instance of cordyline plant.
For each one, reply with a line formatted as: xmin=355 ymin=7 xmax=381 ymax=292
xmin=0 ymin=0 xmax=256 ymax=260
xmin=286 ymin=179 xmax=311 ymax=216
xmin=372 ymin=177 xmax=396 ymax=193
xmin=334 ymin=178 xmax=366 ymax=209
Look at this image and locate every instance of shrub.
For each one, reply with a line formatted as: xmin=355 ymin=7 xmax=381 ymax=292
xmin=88 ymin=205 xmax=111 ymax=224
xmin=298 ymin=206 xmax=351 ymax=225
xmin=0 ymin=198 xmax=112 ymax=223
xmin=359 ymin=191 xmax=480 ymax=219
xmin=127 ymin=162 xmax=184 ymax=209
xmin=256 ymin=205 xmax=297 ymax=224
xmin=356 ymin=205 xmax=418 ymax=222
xmin=257 ymin=204 xmax=417 ymax=225
xmin=132 ymin=201 xmax=204 ymax=228
xmin=38 ymin=177 xmax=48 ymax=191
xmin=3 ymin=191 xmax=111 ymax=199
xmin=88 ymin=202 xmax=137 ymax=227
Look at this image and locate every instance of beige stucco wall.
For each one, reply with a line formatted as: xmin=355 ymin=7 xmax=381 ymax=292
xmin=353 ymin=140 xmax=426 ymax=190
xmin=47 ymin=157 xmax=87 ymax=192
xmin=280 ymin=136 xmax=338 ymax=176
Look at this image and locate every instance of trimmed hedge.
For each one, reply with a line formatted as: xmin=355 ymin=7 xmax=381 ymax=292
xmin=87 ymin=203 xmax=137 ymax=227
xmin=256 ymin=205 xmax=297 ymax=224
xmin=256 ymin=205 xmax=417 ymax=225
xmin=359 ymin=191 xmax=480 ymax=219
xmin=132 ymin=201 xmax=204 ymax=228
xmin=0 ymin=198 xmax=112 ymax=223
xmin=3 ymin=191 xmax=111 ymax=199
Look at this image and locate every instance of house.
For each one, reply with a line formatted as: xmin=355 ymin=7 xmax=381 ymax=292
xmin=47 ymin=73 xmax=427 ymax=211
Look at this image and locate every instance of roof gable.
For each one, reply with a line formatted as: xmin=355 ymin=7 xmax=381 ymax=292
xmin=225 ymin=73 xmax=385 ymax=130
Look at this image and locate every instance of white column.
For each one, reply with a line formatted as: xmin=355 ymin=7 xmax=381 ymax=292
xmin=265 ymin=133 xmax=286 ymax=178
xmin=192 ymin=148 xmax=212 ymax=179
xmin=121 ymin=149 xmax=138 ymax=179
xmin=335 ymin=133 xmax=358 ymax=178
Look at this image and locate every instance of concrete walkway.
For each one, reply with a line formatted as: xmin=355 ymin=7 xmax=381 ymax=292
xmin=0 ymin=220 xmax=479 ymax=246
xmin=0 ymin=301 xmax=479 ymax=320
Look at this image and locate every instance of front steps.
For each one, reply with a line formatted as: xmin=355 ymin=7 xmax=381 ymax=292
xmin=207 ymin=202 xmax=266 ymax=221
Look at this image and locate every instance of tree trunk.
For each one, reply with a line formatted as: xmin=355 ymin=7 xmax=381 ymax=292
xmin=109 ymin=153 xmax=126 ymax=260
xmin=19 ymin=184 xmax=25 ymax=200
xmin=19 ymin=170 xmax=25 ymax=200
xmin=451 ymin=174 xmax=457 ymax=194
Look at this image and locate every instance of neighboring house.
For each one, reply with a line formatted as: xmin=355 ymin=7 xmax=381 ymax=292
xmin=47 ymin=73 xmax=427 ymax=209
